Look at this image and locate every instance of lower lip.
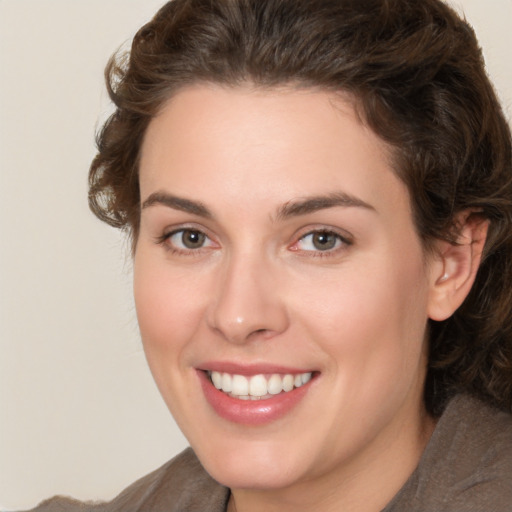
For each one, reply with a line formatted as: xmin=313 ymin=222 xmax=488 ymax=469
xmin=198 ymin=371 xmax=314 ymax=425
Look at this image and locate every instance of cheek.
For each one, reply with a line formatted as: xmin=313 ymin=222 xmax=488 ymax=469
xmin=133 ymin=253 xmax=211 ymax=422
xmin=292 ymin=250 xmax=430 ymax=381
xmin=133 ymin=252 xmax=206 ymax=362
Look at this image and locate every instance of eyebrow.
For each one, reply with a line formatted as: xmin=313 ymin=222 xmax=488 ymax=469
xmin=141 ymin=190 xmax=375 ymax=220
xmin=276 ymin=192 xmax=375 ymax=220
xmin=141 ymin=192 xmax=213 ymax=218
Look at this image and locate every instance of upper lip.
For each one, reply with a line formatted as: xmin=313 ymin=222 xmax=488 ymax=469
xmin=197 ymin=361 xmax=316 ymax=376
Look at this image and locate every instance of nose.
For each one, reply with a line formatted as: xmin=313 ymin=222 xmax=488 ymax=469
xmin=206 ymin=252 xmax=289 ymax=344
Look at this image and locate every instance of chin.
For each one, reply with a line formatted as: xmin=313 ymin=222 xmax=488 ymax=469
xmin=205 ymin=456 xmax=305 ymax=491
xmin=193 ymin=434 xmax=310 ymax=490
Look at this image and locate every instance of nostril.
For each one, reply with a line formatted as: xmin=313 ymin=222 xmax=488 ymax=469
xmin=247 ymin=328 xmax=274 ymax=340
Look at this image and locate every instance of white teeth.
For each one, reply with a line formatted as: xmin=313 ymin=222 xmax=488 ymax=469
xmin=209 ymin=371 xmax=313 ymax=399
xmin=232 ymin=374 xmax=249 ymax=396
xmin=282 ymin=374 xmax=294 ymax=392
xmin=302 ymin=372 xmax=312 ymax=385
xmin=249 ymin=374 xmax=268 ymax=397
xmin=268 ymin=374 xmax=283 ymax=395
xmin=211 ymin=371 xmax=222 ymax=389
xmin=221 ymin=373 xmax=232 ymax=392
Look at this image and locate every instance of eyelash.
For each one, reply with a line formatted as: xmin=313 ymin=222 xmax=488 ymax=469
xmin=156 ymin=227 xmax=352 ymax=258
xmin=290 ymin=229 xmax=352 ymax=258
xmin=156 ymin=227 xmax=216 ymax=256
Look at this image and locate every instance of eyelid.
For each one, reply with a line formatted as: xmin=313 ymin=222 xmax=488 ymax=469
xmin=289 ymin=226 xmax=353 ymax=255
xmin=155 ymin=224 xmax=219 ymax=254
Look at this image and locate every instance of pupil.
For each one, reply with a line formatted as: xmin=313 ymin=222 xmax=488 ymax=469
xmin=313 ymin=232 xmax=336 ymax=250
xmin=183 ymin=230 xmax=204 ymax=248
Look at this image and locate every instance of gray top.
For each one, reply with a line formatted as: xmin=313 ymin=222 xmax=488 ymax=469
xmin=383 ymin=394 xmax=512 ymax=512
xmin=22 ymin=394 xmax=512 ymax=512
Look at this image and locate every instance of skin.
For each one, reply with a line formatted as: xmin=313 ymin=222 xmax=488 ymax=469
xmin=134 ymin=84 xmax=485 ymax=512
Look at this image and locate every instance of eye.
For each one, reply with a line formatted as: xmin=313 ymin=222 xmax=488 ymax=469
xmin=164 ymin=228 xmax=215 ymax=251
xmin=293 ymin=230 xmax=350 ymax=253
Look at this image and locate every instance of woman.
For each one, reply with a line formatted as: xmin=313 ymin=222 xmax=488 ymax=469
xmin=29 ymin=0 xmax=512 ymax=510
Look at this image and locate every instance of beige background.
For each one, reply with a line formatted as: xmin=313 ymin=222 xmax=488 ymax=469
xmin=0 ymin=0 xmax=511 ymax=510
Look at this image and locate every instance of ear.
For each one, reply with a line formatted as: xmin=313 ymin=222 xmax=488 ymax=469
xmin=427 ymin=211 xmax=489 ymax=321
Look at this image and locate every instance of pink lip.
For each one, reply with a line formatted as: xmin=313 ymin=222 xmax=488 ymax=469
xmin=198 ymin=361 xmax=312 ymax=376
xmin=197 ymin=366 xmax=316 ymax=426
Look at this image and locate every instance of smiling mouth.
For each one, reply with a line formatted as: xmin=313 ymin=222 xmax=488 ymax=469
xmin=207 ymin=370 xmax=313 ymax=400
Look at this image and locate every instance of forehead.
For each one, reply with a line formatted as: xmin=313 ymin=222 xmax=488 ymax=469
xmin=139 ymin=84 xmax=409 ymax=219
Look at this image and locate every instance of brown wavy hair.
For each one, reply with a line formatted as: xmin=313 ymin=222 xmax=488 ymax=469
xmin=89 ymin=0 xmax=512 ymax=416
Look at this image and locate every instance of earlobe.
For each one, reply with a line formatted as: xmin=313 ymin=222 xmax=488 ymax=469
xmin=427 ymin=212 xmax=489 ymax=321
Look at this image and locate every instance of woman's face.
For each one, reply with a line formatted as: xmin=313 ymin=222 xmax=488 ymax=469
xmin=135 ymin=85 xmax=438 ymax=493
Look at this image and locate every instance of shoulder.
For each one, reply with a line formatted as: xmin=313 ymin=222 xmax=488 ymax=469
xmin=22 ymin=448 xmax=229 ymax=512
xmin=107 ymin=447 xmax=229 ymax=511
xmin=386 ymin=394 xmax=512 ymax=512
xmin=18 ymin=496 xmax=103 ymax=512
